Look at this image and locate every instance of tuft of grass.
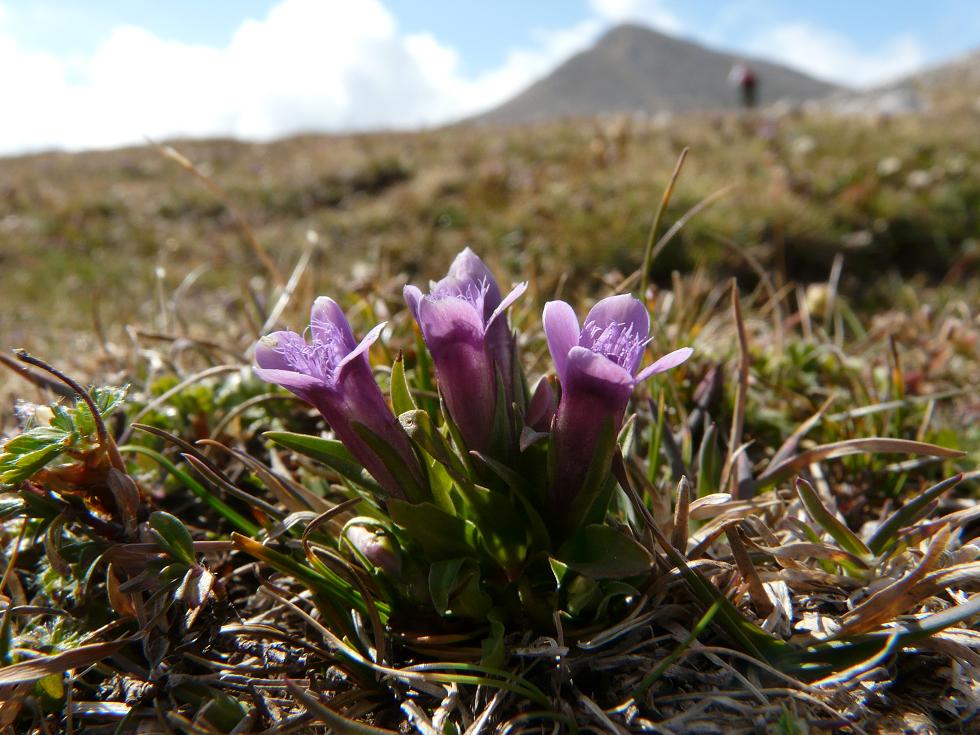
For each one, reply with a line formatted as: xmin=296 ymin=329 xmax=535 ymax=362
xmin=0 ymin=114 xmax=977 ymax=733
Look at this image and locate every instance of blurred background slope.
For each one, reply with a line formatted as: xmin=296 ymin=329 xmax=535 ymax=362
xmin=0 ymin=1 xmax=977 ymax=382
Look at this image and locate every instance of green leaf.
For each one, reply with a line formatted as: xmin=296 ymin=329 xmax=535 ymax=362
xmin=564 ymin=573 xmax=601 ymax=616
xmin=264 ymin=431 xmax=386 ymax=497
xmin=633 ymin=600 xmax=721 ymax=696
xmin=776 ymin=595 xmax=980 ymax=680
xmin=481 ymin=610 xmax=506 ymax=668
xmin=429 ymin=558 xmax=492 ymax=619
xmin=470 ymin=452 xmax=551 ymax=550
xmin=451 ymin=481 xmax=529 ymax=574
xmin=696 ymin=422 xmax=722 ymax=498
xmin=618 ymin=413 xmax=638 ymax=456
xmin=230 ymin=533 xmax=380 ymax=618
xmin=390 ymin=353 xmax=417 ymax=416
xmin=646 ymin=392 xmax=667 ymax=483
xmin=70 ymin=385 xmax=128 ymax=436
xmin=399 ymin=409 xmax=468 ymax=483
xmin=556 ymin=524 xmax=654 ymax=579
xmin=489 ymin=364 xmax=513 ymax=457
xmin=0 ymin=427 xmax=76 ymax=485
xmin=795 ymin=478 xmax=871 ymax=560
xmin=148 ymin=511 xmax=196 ymax=566
xmin=199 ymin=693 xmax=247 ymax=732
xmin=286 ymin=680 xmax=399 ymax=735
xmin=647 ymin=521 xmax=787 ymax=662
xmin=387 ymin=499 xmax=479 ymax=561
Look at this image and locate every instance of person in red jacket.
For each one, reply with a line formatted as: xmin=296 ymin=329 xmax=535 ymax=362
xmin=728 ymin=62 xmax=758 ymax=109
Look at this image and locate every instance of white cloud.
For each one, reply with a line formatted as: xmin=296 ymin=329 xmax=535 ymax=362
xmin=743 ymin=23 xmax=926 ymax=87
xmin=0 ymin=1 xmax=933 ymax=154
xmin=0 ymin=0 xmax=592 ymax=154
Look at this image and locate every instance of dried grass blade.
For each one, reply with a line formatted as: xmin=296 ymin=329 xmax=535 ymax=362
xmin=631 ymin=600 xmax=721 ymax=698
xmin=181 ymin=453 xmax=284 ymax=519
xmin=725 ymin=527 xmax=775 ymax=617
xmin=670 ymin=477 xmax=691 ymax=552
xmin=725 ymin=282 xmax=750 ymax=498
xmin=639 ymin=147 xmax=688 ymax=297
xmin=285 ymin=679 xmax=397 ymax=735
xmin=757 ymin=438 xmax=964 ymax=488
xmin=837 ymin=525 xmax=951 ymax=636
xmin=123 ymin=365 xmax=243 ymax=439
xmin=769 ymin=395 xmax=835 ymax=470
xmin=0 ymin=640 xmax=130 ymax=685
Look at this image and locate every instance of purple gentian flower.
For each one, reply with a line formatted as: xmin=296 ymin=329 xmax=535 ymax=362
xmin=404 ymin=248 xmax=526 ymax=453
xmin=254 ymin=297 xmax=423 ymax=500
xmin=544 ymin=294 xmax=692 ymax=512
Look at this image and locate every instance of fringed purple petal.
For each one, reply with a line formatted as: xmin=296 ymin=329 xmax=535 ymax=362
xmin=441 ymin=247 xmax=502 ymax=316
xmin=253 ymin=302 xmax=422 ymax=500
xmin=254 ymin=331 xmax=303 ymax=371
xmin=416 ymin=294 xmax=486 ymax=347
xmin=311 ymin=297 xmax=356 ymax=350
xmin=635 ymin=347 xmax=694 ymax=383
xmin=252 ymin=366 xmax=325 ymax=401
xmin=563 ymin=346 xmax=634 ymax=399
xmin=339 ymin=322 xmax=387 ymax=373
xmin=486 ymin=281 xmax=527 ymax=330
xmin=542 ymin=300 xmax=581 ymax=385
xmin=583 ymin=294 xmax=650 ymax=337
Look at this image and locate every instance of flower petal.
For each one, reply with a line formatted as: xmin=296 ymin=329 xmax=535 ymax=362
xmin=254 ymin=331 xmax=301 ymax=371
xmin=403 ymin=285 xmax=423 ymax=323
xmin=635 ymin=347 xmax=694 ymax=382
xmin=338 ymin=321 xmax=387 ymax=373
xmin=252 ymin=366 xmax=325 ymax=397
xmin=583 ymin=294 xmax=650 ymax=338
xmin=542 ymin=300 xmax=580 ymax=384
xmin=486 ymin=281 xmax=527 ymax=330
xmin=311 ymin=297 xmax=356 ymax=350
xmin=416 ymin=294 xmax=485 ymax=346
xmin=564 ymin=346 xmax=634 ymax=394
xmin=442 ymin=247 xmax=501 ymax=313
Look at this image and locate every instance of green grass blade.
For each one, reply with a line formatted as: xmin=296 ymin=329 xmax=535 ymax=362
xmin=795 ymin=478 xmax=871 ymax=559
xmin=119 ymin=444 xmax=260 ymax=535
xmin=868 ymin=473 xmax=963 ymax=555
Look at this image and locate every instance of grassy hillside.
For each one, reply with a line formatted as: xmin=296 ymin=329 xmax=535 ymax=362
xmin=0 ymin=108 xmax=978 ymax=733
xmin=3 ymin=107 xmax=978 ymax=371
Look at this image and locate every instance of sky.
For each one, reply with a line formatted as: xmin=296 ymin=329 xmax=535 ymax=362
xmin=1 ymin=0 xmax=978 ymax=155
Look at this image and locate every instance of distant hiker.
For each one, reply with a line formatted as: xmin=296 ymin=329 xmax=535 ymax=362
xmin=728 ymin=62 xmax=758 ymax=109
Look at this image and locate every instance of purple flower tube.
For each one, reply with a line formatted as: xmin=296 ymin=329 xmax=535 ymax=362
xmin=254 ymin=297 xmax=423 ymax=499
xmin=404 ymin=248 xmax=526 ymax=453
xmin=543 ymin=294 xmax=692 ymax=515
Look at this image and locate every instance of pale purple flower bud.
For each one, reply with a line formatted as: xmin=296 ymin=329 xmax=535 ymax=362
xmin=526 ymin=375 xmax=557 ymax=433
xmin=543 ymin=294 xmax=692 ymax=510
xmin=404 ymin=248 xmax=526 ymax=453
xmin=254 ymin=297 xmax=423 ymax=499
xmin=346 ymin=524 xmax=402 ymax=577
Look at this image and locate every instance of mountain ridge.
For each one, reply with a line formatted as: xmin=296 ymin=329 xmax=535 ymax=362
xmin=474 ymin=23 xmax=844 ymax=125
